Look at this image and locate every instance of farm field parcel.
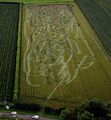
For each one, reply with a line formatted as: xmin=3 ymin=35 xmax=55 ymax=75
xmin=19 ymin=3 xmax=111 ymax=109
xmin=97 ymin=0 xmax=111 ymax=12
xmin=0 ymin=0 xmax=111 ymax=110
xmin=0 ymin=3 xmax=20 ymax=101
xmin=76 ymin=0 xmax=111 ymax=56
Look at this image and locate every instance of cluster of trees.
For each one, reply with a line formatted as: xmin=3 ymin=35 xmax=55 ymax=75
xmin=61 ymin=99 xmax=111 ymax=120
xmin=13 ymin=102 xmax=41 ymax=111
xmin=12 ymin=99 xmax=111 ymax=120
xmin=0 ymin=98 xmax=111 ymax=120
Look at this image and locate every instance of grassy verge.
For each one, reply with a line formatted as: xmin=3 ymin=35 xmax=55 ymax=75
xmin=0 ymin=0 xmax=73 ymax=4
xmin=14 ymin=2 xmax=22 ymax=101
xmin=0 ymin=117 xmax=23 ymax=120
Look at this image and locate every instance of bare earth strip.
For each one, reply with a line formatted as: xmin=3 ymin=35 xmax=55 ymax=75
xmin=19 ymin=3 xmax=111 ymax=109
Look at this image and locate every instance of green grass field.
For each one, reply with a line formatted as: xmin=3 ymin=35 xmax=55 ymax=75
xmin=19 ymin=2 xmax=111 ymax=109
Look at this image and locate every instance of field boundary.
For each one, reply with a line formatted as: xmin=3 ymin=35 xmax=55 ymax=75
xmin=14 ymin=2 xmax=23 ymax=101
xmin=0 ymin=2 xmax=20 ymax=101
xmin=0 ymin=0 xmax=73 ymax=4
xmin=75 ymin=0 xmax=111 ymax=60
xmin=24 ymin=1 xmax=73 ymax=5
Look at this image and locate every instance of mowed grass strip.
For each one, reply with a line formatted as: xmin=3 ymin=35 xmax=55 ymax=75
xmin=14 ymin=2 xmax=23 ymax=101
xmin=0 ymin=2 xmax=20 ymax=101
xmin=0 ymin=0 xmax=73 ymax=4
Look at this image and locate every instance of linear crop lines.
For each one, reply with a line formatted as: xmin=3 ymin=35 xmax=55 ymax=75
xmin=0 ymin=3 xmax=20 ymax=101
xmin=71 ymin=16 xmax=95 ymax=99
xmin=73 ymin=2 xmax=111 ymax=99
xmin=97 ymin=0 xmax=111 ymax=13
xmin=76 ymin=0 xmax=111 ymax=56
xmin=20 ymin=4 xmax=95 ymax=107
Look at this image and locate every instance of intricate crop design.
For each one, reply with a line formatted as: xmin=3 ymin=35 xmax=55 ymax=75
xmin=23 ymin=5 xmax=95 ymax=106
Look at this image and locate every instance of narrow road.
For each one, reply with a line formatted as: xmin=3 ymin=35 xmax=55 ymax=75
xmin=0 ymin=112 xmax=56 ymax=120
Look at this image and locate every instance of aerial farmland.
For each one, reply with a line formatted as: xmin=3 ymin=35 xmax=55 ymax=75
xmin=0 ymin=0 xmax=111 ymax=118
xmin=0 ymin=2 xmax=20 ymax=101
xmin=19 ymin=2 xmax=111 ymax=109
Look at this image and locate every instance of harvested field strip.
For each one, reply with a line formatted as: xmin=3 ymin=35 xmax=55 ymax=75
xmin=76 ymin=0 xmax=111 ymax=56
xmin=0 ymin=2 xmax=20 ymax=101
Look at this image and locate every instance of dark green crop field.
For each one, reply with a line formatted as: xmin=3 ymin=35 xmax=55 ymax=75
xmin=0 ymin=2 xmax=20 ymax=101
xmin=76 ymin=0 xmax=111 ymax=56
xmin=97 ymin=0 xmax=111 ymax=12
